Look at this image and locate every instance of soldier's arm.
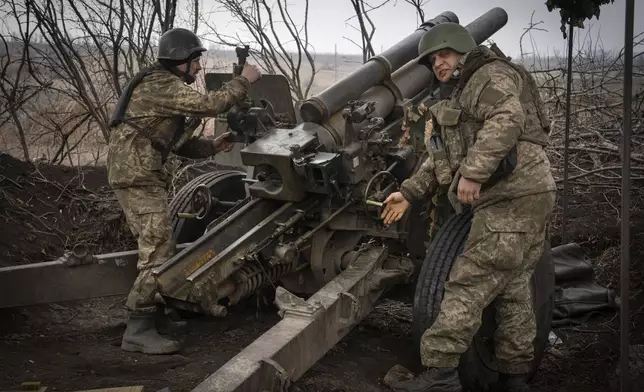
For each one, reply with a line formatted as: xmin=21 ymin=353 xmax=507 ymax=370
xmin=171 ymin=118 xmax=225 ymax=158
xmin=458 ymin=63 xmax=525 ymax=184
xmin=143 ymin=74 xmax=251 ymax=118
xmin=400 ymin=156 xmax=438 ymax=201
xmin=173 ymin=138 xmax=218 ymax=158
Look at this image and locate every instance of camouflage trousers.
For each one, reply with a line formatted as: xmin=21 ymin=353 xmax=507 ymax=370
xmin=113 ymin=185 xmax=176 ymax=313
xmin=420 ymin=191 xmax=556 ymax=374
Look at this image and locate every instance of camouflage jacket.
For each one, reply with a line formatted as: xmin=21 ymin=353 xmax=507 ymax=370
xmin=107 ymin=67 xmax=250 ymax=189
xmin=400 ymin=46 xmax=556 ymax=210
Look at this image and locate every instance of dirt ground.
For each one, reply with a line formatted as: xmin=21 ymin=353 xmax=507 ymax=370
xmin=1 ymin=153 xmax=644 ymax=392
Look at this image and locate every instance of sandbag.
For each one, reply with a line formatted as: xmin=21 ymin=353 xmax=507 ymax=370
xmin=551 ymin=243 xmax=620 ymax=326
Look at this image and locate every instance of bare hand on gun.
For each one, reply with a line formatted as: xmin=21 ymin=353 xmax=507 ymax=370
xmin=380 ymin=192 xmax=410 ymax=225
xmin=241 ymin=64 xmax=261 ymax=83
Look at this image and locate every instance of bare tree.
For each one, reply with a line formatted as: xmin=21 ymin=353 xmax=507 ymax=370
xmin=0 ymin=0 xmax=189 ymax=166
xmin=0 ymin=0 xmax=51 ymax=161
xmin=403 ymin=0 xmax=429 ymax=24
xmin=526 ymin=25 xmax=644 ymax=234
xmin=24 ymin=0 xmax=179 ymax=143
xmin=519 ymin=10 xmax=548 ymax=63
xmin=202 ymin=0 xmax=317 ymax=102
xmin=344 ymin=0 xmax=390 ymax=63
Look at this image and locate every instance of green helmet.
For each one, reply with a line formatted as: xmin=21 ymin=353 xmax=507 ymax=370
xmin=157 ymin=28 xmax=206 ymax=62
xmin=417 ymin=23 xmax=477 ymax=65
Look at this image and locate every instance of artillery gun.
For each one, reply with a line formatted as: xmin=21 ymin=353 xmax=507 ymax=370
xmin=0 ymin=7 xmax=555 ymax=392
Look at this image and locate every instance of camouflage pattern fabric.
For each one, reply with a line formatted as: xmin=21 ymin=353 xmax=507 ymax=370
xmin=113 ymin=186 xmax=175 ymax=312
xmin=107 ymin=68 xmax=249 ymax=312
xmin=420 ymin=191 xmax=556 ymax=373
xmin=399 ymin=104 xmax=439 ymax=203
xmin=399 ymin=46 xmax=556 ymax=209
xmin=397 ymin=45 xmax=558 ymax=375
xmin=400 ymin=102 xmax=453 ymax=239
xmin=107 ymin=68 xmax=250 ymax=190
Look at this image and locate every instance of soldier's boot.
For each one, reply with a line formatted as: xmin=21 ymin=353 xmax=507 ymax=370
xmin=155 ymin=306 xmax=187 ymax=335
xmin=389 ymin=367 xmax=462 ymax=392
xmin=121 ymin=311 xmax=181 ymax=355
xmin=497 ymin=373 xmax=530 ymax=392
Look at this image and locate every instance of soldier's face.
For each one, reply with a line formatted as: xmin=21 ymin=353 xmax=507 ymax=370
xmin=429 ymin=49 xmax=461 ymax=82
xmin=177 ymin=56 xmax=202 ymax=76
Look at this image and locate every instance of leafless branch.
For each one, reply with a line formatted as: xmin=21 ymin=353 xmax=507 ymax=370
xmin=403 ymin=0 xmax=428 ymax=24
xmin=202 ymin=0 xmax=317 ymax=102
xmin=344 ymin=0 xmax=390 ymax=63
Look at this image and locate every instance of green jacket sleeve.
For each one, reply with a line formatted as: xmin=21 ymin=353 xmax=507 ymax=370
xmin=400 ymin=155 xmax=438 ymax=201
xmin=139 ymin=74 xmax=251 ymax=118
xmin=174 ymin=138 xmax=218 ymax=159
xmin=458 ymin=63 xmax=525 ymax=184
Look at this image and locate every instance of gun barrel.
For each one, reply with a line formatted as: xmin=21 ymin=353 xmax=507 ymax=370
xmin=368 ymin=7 xmax=509 ymax=118
xmin=465 ymin=6 xmax=509 ymax=45
xmin=299 ymin=11 xmax=459 ymax=124
xmin=318 ymin=7 xmax=508 ymax=146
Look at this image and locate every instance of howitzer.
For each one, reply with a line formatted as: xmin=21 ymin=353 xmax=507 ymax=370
xmin=0 ymin=7 xmax=556 ymax=392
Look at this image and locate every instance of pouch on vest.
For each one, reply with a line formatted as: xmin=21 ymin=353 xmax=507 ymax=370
xmin=431 ymin=101 xmax=463 ymax=183
xmin=430 ymin=133 xmax=452 ymax=186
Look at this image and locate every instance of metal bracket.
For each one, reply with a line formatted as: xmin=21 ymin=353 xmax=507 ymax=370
xmin=274 ymin=286 xmax=323 ymax=319
xmin=260 ymin=358 xmax=291 ymax=392
xmin=337 ymin=291 xmax=360 ymax=330
xmin=61 ymin=244 xmax=96 ymax=267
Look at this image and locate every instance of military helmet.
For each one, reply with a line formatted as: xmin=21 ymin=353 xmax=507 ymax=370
xmin=417 ymin=23 xmax=477 ymax=63
xmin=157 ymin=28 xmax=207 ymax=62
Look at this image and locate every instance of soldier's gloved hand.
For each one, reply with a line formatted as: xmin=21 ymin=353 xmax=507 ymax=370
xmin=241 ymin=63 xmax=261 ymax=83
xmin=457 ymin=176 xmax=481 ymax=204
xmin=213 ymin=132 xmax=234 ymax=153
xmin=381 ymin=192 xmax=410 ymax=225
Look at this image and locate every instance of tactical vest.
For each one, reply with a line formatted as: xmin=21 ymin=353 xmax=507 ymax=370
xmin=109 ymin=63 xmax=191 ymax=163
xmin=427 ymin=46 xmax=551 ymax=187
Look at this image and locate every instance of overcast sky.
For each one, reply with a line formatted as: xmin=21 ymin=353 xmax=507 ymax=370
xmin=199 ymin=0 xmax=642 ymax=58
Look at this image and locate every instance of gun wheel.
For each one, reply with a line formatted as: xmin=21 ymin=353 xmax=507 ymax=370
xmin=412 ymin=209 xmax=554 ymax=391
xmin=169 ymin=170 xmax=247 ymax=243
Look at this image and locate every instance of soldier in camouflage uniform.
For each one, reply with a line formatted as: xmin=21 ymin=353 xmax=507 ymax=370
xmin=381 ymin=23 xmax=556 ymax=392
xmin=107 ymin=27 xmax=261 ymax=355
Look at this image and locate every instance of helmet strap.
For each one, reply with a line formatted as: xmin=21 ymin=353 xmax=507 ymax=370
xmin=158 ymin=54 xmax=200 ymax=84
xmin=180 ymin=58 xmax=196 ymax=84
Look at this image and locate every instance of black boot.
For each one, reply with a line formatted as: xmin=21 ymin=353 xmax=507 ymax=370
xmin=497 ymin=373 xmax=530 ymax=392
xmin=155 ymin=306 xmax=187 ymax=335
xmin=390 ymin=367 xmax=462 ymax=392
xmin=121 ymin=311 xmax=180 ymax=355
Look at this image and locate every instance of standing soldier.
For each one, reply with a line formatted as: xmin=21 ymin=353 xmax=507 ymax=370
xmin=381 ymin=23 xmax=556 ymax=392
xmin=107 ymin=27 xmax=261 ymax=355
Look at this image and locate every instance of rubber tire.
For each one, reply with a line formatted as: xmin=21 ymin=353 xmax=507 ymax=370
xmin=169 ymin=170 xmax=247 ymax=243
xmin=412 ymin=209 xmax=555 ymax=391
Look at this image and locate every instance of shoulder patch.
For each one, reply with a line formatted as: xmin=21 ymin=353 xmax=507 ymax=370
xmin=479 ymin=84 xmax=506 ymax=106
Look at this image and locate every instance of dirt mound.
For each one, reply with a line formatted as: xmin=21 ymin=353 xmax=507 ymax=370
xmin=0 ymin=153 xmax=135 ymax=266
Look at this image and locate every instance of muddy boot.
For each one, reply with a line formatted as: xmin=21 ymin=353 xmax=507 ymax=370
xmin=155 ymin=306 xmax=187 ymax=335
xmin=121 ymin=311 xmax=180 ymax=355
xmin=389 ymin=367 xmax=461 ymax=392
xmin=497 ymin=373 xmax=530 ymax=392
